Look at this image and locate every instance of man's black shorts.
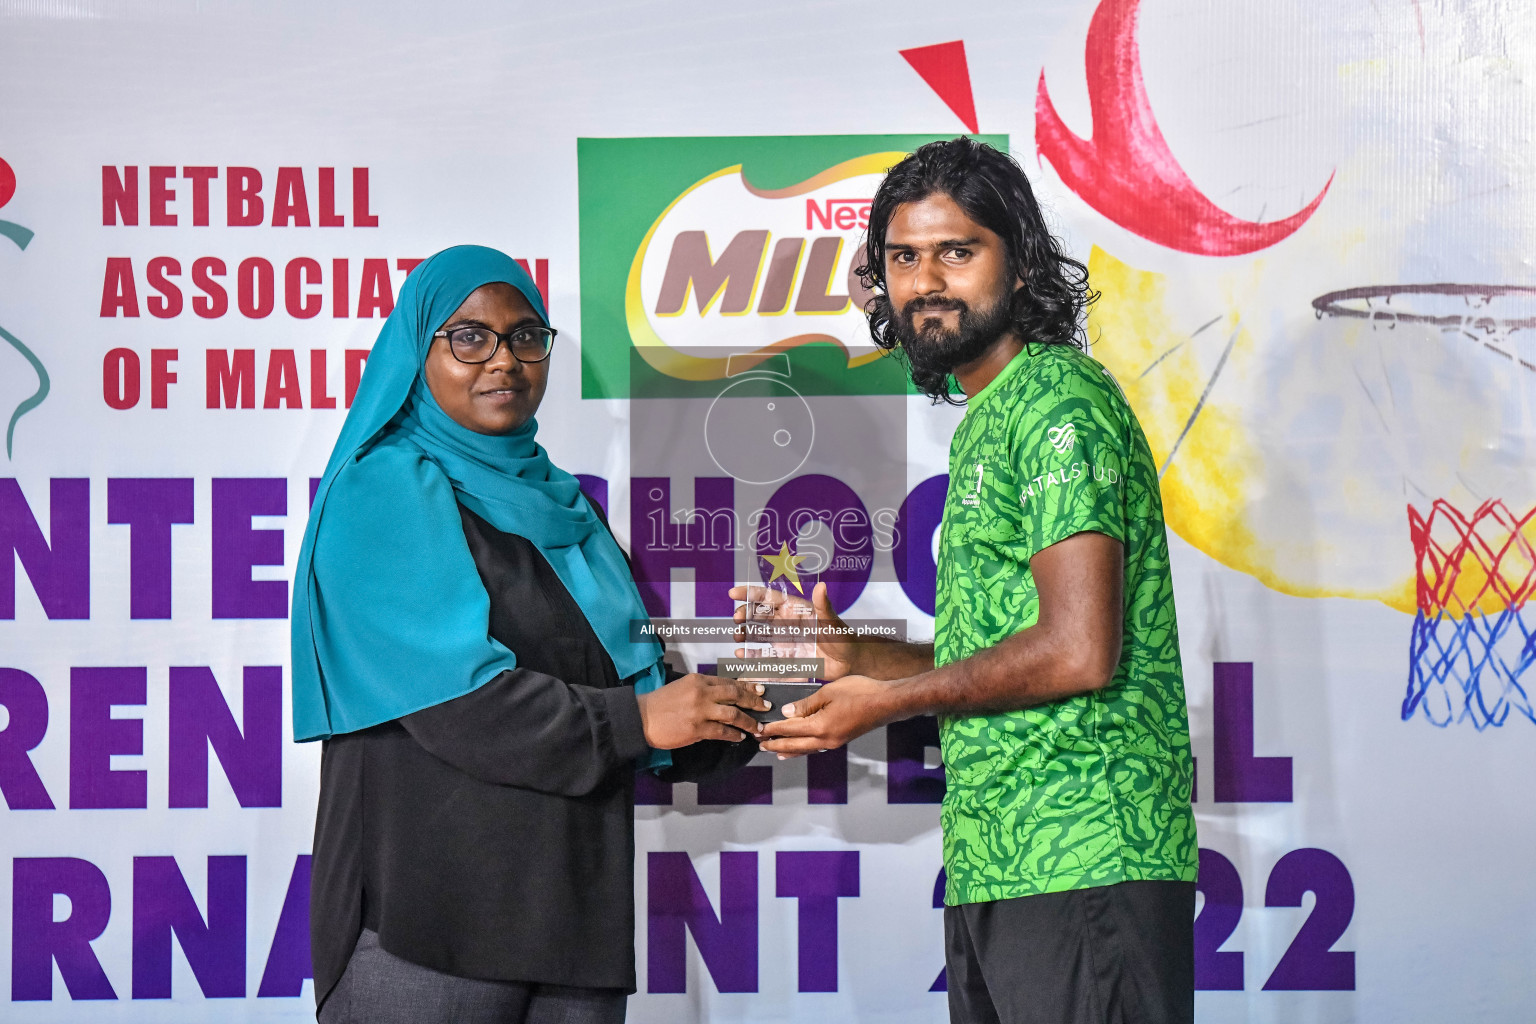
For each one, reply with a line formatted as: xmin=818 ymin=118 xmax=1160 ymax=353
xmin=944 ymin=879 xmax=1195 ymax=1024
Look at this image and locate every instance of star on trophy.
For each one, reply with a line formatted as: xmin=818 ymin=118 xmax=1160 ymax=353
xmin=761 ymin=541 xmax=807 ymax=595
xmin=730 ymin=541 xmax=823 ymax=723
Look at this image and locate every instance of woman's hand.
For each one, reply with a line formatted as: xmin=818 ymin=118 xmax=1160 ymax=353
xmin=729 ymin=581 xmax=858 ymax=680
xmin=636 ymin=674 xmax=770 ymax=750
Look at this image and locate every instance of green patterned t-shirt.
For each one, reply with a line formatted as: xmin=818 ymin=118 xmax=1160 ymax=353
xmin=934 ymin=343 xmax=1196 ymax=905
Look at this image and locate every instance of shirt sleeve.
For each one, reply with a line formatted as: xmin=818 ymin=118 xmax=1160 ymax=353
xmin=398 ymin=667 xmax=650 ymax=796
xmin=1012 ymin=366 xmax=1130 ymax=560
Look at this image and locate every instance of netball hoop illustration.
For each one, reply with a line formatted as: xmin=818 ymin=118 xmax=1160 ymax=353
xmin=1314 ymin=284 xmax=1536 ymax=728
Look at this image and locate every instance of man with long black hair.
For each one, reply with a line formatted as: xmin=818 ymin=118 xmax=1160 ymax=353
xmin=752 ymin=138 xmax=1197 ymax=1023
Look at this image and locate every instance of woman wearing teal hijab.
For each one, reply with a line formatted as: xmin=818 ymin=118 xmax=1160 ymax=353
xmin=293 ymin=245 xmax=766 ymax=1023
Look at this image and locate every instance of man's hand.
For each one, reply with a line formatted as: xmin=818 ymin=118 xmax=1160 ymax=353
xmin=729 ymin=581 xmax=858 ymax=680
xmin=756 ymin=675 xmax=896 ymax=758
xmin=636 ymin=674 xmax=769 ymax=750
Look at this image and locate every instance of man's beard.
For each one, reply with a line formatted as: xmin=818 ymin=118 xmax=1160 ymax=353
xmin=891 ymin=292 xmax=1015 ymax=402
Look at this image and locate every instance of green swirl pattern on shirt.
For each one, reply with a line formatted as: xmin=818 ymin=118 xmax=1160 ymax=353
xmin=934 ymin=343 xmax=1197 ymax=905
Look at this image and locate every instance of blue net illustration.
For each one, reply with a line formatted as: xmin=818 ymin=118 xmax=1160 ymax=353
xmin=1406 ymin=500 xmax=1536 ymax=728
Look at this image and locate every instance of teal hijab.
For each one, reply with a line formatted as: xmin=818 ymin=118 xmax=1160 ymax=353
xmin=290 ymin=245 xmax=667 ymax=761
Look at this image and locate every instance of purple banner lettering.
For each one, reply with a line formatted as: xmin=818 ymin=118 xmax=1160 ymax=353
xmin=211 ymin=478 xmax=287 ymax=619
xmin=131 ymin=856 xmax=247 ymax=998
xmin=69 ymin=667 xmax=147 ymax=809
xmin=0 ymin=667 xmax=55 ymax=809
xmin=808 ymin=745 xmax=848 ymax=804
xmin=775 ymin=850 xmax=859 ymax=992
xmin=887 ymin=716 xmax=945 ymax=804
xmin=575 ymin=474 xmax=609 ymax=517
xmin=630 ymin=477 xmax=735 ymax=617
xmin=930 ymin=868 xmax=946 ymax=991
xmin=634 ymin=772 xmax=673 ymax=806
xmin=1213 ymin=662 xmax=1293 ymax=802
xmin=697 ymin=763 xmax=773 ymax=805
xmin=647 ymin=851 xmax=757 ymax=993
xmin=169 ymin=666 xmax=282 ymax=808
xmin=1194 ymin=847 xmax=1245 ymax=990
xmin=1262 ymin=848 xmax=1356 ymax=991
xmin=11 ymin=857 xmax=117 ymax=1000
xmin=107 ymin=478 xmax=194 ymax=620
xmin=762 ymin=474 xmax=870 ymax=611
xmin=256 ymin=855 xmax=313 ymax=997
xmin=0 ymin=478 xmax=90 ymax=619
xmin=894 ymin=475 xmax=946 ymax=616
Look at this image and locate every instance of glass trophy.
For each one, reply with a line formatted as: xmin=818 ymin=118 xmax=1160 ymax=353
xmin=735 ymin=570 xmax=823 ymax=723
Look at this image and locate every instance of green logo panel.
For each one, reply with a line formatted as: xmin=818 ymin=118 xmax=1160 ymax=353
xmin=577 ymin=134 xmax=1008 ymax=400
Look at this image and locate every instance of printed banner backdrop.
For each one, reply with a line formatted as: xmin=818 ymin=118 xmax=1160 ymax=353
xmin=2 ymin=1 xmax=1534 ymax=1021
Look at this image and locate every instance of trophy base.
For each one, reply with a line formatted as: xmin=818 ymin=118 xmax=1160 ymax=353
xmin=749 ymin=681 xmax=823 ymax=725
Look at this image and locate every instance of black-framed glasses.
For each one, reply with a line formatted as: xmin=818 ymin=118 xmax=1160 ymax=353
xmin=432 ymin=324 xmax=558 ymax=364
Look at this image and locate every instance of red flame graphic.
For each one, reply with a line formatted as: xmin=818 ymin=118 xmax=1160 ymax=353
xmin=1036 ymin=0 xmax=1332 ymax=256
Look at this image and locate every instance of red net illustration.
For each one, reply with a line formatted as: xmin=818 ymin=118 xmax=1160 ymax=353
xmin=1407 ymin=500 xmax=1536 ymax=727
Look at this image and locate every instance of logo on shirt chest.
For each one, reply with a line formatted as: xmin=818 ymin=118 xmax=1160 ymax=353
xmin=961 ymin=461 xmax=985 ymax=506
